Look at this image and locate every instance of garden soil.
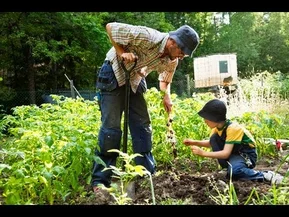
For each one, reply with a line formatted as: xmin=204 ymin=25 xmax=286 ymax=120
xmin=81 ymin=151 xmax=289 ymax=205
xmin=2 ymin=152 xmax=287 ymax=205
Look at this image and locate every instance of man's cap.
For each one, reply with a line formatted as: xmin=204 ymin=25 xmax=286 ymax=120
xmin=169 ymin=25 xmax=200 ymax=57
xmin=198 ymin=99 xmax=227 ymax=123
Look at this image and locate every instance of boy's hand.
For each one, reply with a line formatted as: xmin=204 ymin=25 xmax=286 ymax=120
xmin=183 ymin=139 xmax=194 ymax=146
xmin=190 ymin=145 xmax=203 ymax=156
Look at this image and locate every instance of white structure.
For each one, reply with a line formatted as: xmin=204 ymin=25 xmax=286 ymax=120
xmin=193 ymin=53 xmax=238 ymax=88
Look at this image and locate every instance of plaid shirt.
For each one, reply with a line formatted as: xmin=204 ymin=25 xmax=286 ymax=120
xmin=105 ymin=22 xmax=178 ymax=93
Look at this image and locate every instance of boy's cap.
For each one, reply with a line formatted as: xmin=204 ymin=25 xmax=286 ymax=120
xmin=169 ymin=25 xmax=200 ymax=57
xmin=198 ymin=99 xmax=227 ymax=123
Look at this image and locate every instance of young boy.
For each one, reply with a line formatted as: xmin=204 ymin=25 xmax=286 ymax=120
xmin=183 ymin=98 xmax=284 ymax=185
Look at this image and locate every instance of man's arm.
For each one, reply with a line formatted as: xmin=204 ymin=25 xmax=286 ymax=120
xmin=159 ymin=81 xmax=173 ymax=113
xmin=106 ymin=23 xmax=137 ymax=63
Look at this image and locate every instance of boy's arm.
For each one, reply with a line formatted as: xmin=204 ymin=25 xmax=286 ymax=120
xmin=191 ymin=143 xmax=233 ymax=159
xmin=183 ymin=139 xmax=210 ymax=148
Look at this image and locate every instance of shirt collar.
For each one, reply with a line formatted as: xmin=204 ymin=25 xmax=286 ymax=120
xmin=159 ymin=34 xmax=169 ymax=55
xmin=217 ymin=119 xmax=230 ymax=131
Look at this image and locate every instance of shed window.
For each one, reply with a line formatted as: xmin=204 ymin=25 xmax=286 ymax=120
xmin=219 ymin=61 xmax=228 ymax=73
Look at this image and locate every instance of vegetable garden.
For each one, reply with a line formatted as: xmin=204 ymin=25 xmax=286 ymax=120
xmin=1 ymin=72 xmax=289 ymax=205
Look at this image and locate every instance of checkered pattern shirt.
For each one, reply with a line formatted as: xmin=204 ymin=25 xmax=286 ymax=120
xmin=105 ymin=22 xmax=178 ymax=93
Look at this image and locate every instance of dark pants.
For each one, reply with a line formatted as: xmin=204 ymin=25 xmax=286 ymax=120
xmin=91 ymin=61 xmax=156 ymax=187
xmin=210 ymin=134 xmax=264 ymax=181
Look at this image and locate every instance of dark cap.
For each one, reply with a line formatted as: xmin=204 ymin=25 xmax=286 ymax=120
xmin=198 ymin=99 xmax=227 ymax=123
xmin=169 ymin=25 xmax=200 ymax=57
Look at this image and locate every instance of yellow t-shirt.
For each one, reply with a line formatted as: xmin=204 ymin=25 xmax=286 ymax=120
xmin=210 ymin=120 xmax=256 ymax=149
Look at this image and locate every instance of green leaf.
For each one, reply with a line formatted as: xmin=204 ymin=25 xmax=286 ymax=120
xmin=44 ymin=135 xmax=54 ymax=147
xmin=39 ymin=176 xmax=48 ymax=187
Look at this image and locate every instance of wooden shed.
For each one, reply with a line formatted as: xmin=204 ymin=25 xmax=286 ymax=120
xmin=193 ymin=53 xmax=238 ymax=88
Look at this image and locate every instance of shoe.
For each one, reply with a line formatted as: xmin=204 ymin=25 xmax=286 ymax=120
xmin=263 ymin=171 xmax=284 ymax=185
xmin=93 ymin=185 xmax=112 ymax=205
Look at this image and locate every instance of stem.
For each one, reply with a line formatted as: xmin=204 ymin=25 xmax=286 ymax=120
xmin=148 ymin=173 xmax=156 ymax=205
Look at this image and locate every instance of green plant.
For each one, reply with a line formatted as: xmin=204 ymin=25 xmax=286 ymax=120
xmin=208 ymin=163 xmax=239 ymax=205
xmin=102 ymin=149 xmax=156 ymax=205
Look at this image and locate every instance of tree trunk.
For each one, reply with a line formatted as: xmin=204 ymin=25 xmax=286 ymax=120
xmin=25 ymin=45 xmax=36 ymax=104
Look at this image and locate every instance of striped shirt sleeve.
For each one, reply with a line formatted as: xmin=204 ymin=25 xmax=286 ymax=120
xmin=109 ymin=22 xmax=152 ymax=47
xmin=158 ymin=59 xmax=178 ymax=83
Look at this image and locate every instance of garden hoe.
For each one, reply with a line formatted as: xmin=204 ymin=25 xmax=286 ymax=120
xmin=120 ymin=60 xmax=137 ymax=158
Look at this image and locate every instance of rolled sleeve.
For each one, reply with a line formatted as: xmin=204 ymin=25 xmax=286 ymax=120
xmin=158 ymin=60 xmax=178 ymax=83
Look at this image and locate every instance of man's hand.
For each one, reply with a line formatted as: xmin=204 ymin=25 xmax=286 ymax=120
xmin=163 ymin=93 xmax=173 ymax=113
xmin=121 ymin=52 xmax=138 ymax=63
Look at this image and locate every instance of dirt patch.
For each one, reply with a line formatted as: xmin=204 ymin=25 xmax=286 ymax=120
xmin=133 ymin=157 xmax=288 ymax=205
xmin=82 ymin=152 xmax=288 ymax=205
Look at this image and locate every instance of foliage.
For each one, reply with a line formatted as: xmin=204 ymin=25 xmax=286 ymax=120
xmin=0 ymin=12 xmax=110 ymax=96
xmin=102 ymin=149 xmax=155 ymax=205
xmin=0 ymin=85 xmax=289 ymax=204
xmin=0 ymin=95 xmax=102 ymax=204
xmin=2 ymin=12 xmax=289 ymax=111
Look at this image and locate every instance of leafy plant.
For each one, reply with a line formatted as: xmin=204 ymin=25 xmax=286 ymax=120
xmin=102 ymin=149 xmax=156 ymax=205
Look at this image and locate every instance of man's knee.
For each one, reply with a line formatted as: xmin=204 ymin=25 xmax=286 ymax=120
xmin=132 ymin=126 xmax=152 ymax=153
xmin=98 ymin=127 xmax=122 ymax=157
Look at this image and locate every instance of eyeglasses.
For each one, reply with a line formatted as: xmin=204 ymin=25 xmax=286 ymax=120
xmin=176 ymin=44 xmax=188 ymax=59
